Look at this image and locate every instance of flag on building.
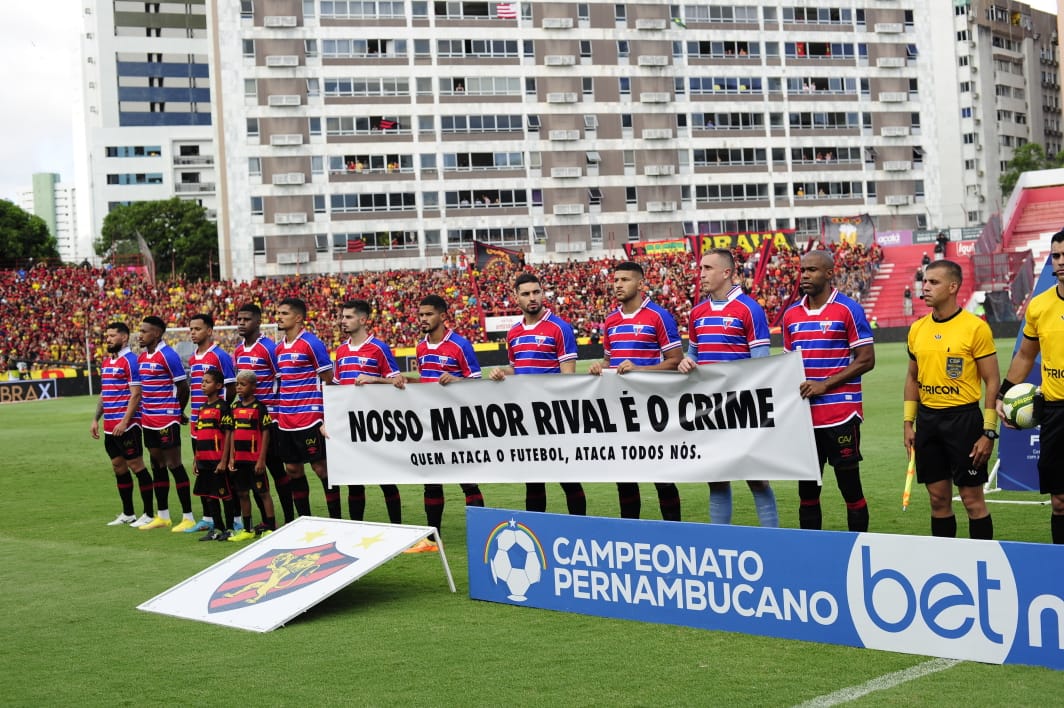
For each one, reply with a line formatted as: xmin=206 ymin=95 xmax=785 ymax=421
xmin=347 ymin=238 xmax=365 ymax=253
xmin=496 ymin=3 xmax=517 ymax=20
xmin=378 ymin=119 xmax=396 ymax=130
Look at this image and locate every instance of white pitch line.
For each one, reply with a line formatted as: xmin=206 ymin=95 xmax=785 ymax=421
xmin=792 ymin=658 xmax=961 ymax=707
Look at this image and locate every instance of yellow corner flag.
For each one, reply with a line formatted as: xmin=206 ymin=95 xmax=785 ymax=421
xmin=902 ymin=450 xmax=915 ymax=511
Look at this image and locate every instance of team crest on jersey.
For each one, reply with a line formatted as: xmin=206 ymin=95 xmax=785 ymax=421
xmin=631 ymin=325 xmax=645 ymax=335
xmin=535 ymin=336 xmax=547 ymax=345
xmin=207 ymin=542 xmax=356 ymax=613
xmin=945 ymin=356 xmax=963 ymax=379
xmin=819 ymin=321 xmax=831 ymax=333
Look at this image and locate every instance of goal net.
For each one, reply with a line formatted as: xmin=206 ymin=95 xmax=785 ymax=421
xmin=162 ymin=324 xmax=280 ymax=370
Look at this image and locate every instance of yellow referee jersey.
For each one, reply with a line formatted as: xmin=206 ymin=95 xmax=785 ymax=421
xmin=908 ymin=309 xmax=995 ymax=409
xmin=1023 ymin=286 xmax=1064 ymax=401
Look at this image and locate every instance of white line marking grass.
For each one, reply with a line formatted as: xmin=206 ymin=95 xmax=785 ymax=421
xmin=792 ymin=658 xmax=961 ymax=707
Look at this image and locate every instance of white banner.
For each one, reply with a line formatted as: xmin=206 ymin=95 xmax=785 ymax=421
xmin=137 ymin=518 xmax=454 ymax=632
xmin=324 ymin=353 xmax=819 ymax=485
xmin=484 ymin=314 xmax=523 ymax=333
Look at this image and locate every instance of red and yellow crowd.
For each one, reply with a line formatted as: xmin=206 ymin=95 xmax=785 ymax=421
xmin=0 ymin=242 xmax=881 ymax=369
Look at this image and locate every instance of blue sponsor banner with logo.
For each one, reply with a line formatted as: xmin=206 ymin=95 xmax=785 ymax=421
xmin=467 ymin=507 xmax=1064 ymax=670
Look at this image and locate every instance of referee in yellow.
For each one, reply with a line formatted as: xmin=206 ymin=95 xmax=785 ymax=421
xmin=998 ymin=230 xmax=1064 ymax=543
xmin=904 ymin=259 xmax=999 ymax=539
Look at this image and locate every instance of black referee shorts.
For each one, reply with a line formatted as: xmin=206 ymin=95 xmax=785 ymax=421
xmin=1037 ymin=402 xmax=1064 ymax=495
xmin=914 ymin=402 xmax=987 ymax=487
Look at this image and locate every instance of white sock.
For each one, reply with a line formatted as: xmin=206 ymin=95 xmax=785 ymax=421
xmin=158 ymin=509 xmax=171 ymax=520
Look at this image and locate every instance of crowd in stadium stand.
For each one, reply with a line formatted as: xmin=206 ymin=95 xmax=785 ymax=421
xmin=0 ymin=242 xmax=881 ymax=369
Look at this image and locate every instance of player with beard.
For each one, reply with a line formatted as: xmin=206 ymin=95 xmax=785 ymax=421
xmin=490 ymin=272 xmax=585 ymax=515
xmin=333 ymin=299 xmax=404 ymax=524
xmin=678 ymin=249 xmax=777 ymax=527
xmin=184 ymin=313 xmax=237 ymax=534
xmin=782 ymin=249 xmax=876 ymax=532
xmin=406 ymin=295 xmax=485 ymax=553
xmin=91 ymin=322 xmax=154 ymax=527
xmin=589 ymin=261 xmax=683 ymax=521
xmin=274 ymin=298 xmax=337 ymax=518
xmin=234 ymin=303 xmax=294 ymax=527
xmin=136 ymin=316 xmax=195 ymax=530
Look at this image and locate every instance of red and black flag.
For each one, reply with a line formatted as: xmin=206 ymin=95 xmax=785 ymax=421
xmin=378 ymin=119 xmax=396 ymax=130
xmin=347 ymin=238 xmax=365 ymax=253
xmin=474 ymin=241 xmax=524 ymax=271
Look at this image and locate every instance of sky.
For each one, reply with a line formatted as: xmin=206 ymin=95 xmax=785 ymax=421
xmin=0 ymin=1 xmax=1059 ymax=203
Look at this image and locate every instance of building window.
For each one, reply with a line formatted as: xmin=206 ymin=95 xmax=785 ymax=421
xmin=250 ymin=197 xmax=263 ymax=216
xmin=617 ymin=40 xmax=629 ymax=58
xmin=247 ymin=118 xmax=259 ymax=137
xmin=244 ymin=79 xmax=257 ymax=97
xmin=614 ymin=4 xmax=626 ymax=21
xmin=580 ymin=40 xmax=591 ymax=58
xmin=242 ymin=39 xmax=254 ymax=58
xmin=619 ymin=77 xmax=630 ymax=95
xmin=313 ymin=195 xmax=325 ymax=213
xmin=248 ymin=158 xmax=261 ymax=176
xmin=309 ymin=116 xmax=321 ymax=135
xmin=625 ymin=186 xmax=637 ymax=205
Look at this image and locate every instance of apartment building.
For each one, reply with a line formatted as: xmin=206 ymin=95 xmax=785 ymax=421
xmin=16 ymin=173 xmax=79 ymax=263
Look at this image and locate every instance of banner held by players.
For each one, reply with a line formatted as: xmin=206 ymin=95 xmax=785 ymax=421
xmin=325 ymin=353 xmax=819 ymax=485
xmin=138 ymin=517 xmax=454 ymax=632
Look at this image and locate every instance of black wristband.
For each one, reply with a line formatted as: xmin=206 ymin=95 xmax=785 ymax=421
xmin=997 ymin=379 xmax=1016 ymax=401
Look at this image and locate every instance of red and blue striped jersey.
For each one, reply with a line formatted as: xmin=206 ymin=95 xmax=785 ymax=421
xmin=100 ymin=348 xmax=141 ymax=434
xmin=234 ymin=336 xmax=278 ymax=413
xmin=416 ymin=330 xmax=481 ymax=381
xmin=335 ymin=336 xmax=401 ymax=383
xmin=275 ymin=330 xmax=333 ymax=431
xmin=137 ymin=343 xmax=186 ymax=430
xmin=602 ymin=298 xmax=681 ymax=367
xmin=189 ymin=344 xmax=236 ymax=431
xmin=782 ymin=288 xmax=874 ymax=427
xmin=688 ymin=286 xmax=771 ymax=364
xmin=505 ymin=310 xmax=577 ymax=374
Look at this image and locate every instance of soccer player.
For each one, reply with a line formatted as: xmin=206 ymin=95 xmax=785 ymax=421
xmin=90 ymin=321 xmax=154 ymax=527
xmin=274 ymin=297 xmax=337 ymax=518
xmin=677 ymin=249 xmax=777 ymax=527
xmin=997 ymin=229 xmax=1064 ymax=543
xmin=588 ymin=261 xmax=683 ymax=521
xmin=904 ymin=260 xmax=998 ymax=540
xmin=234 ymin=303 xmax=294 ymax=527
xmin=333 ymin=299 xmax=404 ymax=523
xmin=136 ymin=316 xmax=196 ymax=531
xmin=228 ymin=369 xmax=275 ymax=540
xmin=185 ymin=313 xmax=237 ymax=534
xmin=409 ymin=294 xmax=486 ymax=552
xmin=782 ymin=250 xmax=875 ymax=532
xmin=490 ymin=273 xmax=586 ymax=515
xmin=190 ymin=368 xmax=235 ymax=541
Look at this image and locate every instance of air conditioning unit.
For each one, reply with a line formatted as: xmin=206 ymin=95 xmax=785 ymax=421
xmin=265 ymin=55 xmax=299 ymax=68
xmin=969 ymin=40 xmax=977 ymax=48
xmin=550 ymin=166 xmax=582 ymax=178
xmin=644 ymin=164 xmax=675 ymax=176
xmin=977 ymin=169 xmax=985 ymax=176
xmin=545 ymin=55 xmax=576 ymax=66
xmin=885 ymin=195 xmax=910 ymax=205
xmin=553 ymin=204 xmax=584 ymax=215
xmin=874 ymin=23 xmax=904 ymax=34
xmin=270 ymin=133 xmax=304 ymax=146
xmin=876 ymin=57 xmax=906 ymax=68
xmin=276 ymin=251 xmax=311 ymax=264
xmin=546 ymin=92 xmax=578 ymax=103
xmin=264 ymin=15 xmax=298 ymax=28
xmin=638 ymin=55 xmax=670 ymax=67
xmin=972 ymin=91 xmax=980 ymax=98
xmin=275 ymin=212 xmax=308 ymax=225
xmin=647 ymin=201 xmax=676 ymax=212
xmin=879 ymin=92 xmax=907 ymax=103
xmin=543 ymin=17 xmax=574 ymax=29
xmin=884 ymin=161 xmax=912 ymax=171
xmin=548 ymin=129 xmax=581 ymax=141
xmin=272 ymin=172 xmax=306 ymax=186
xmin=642 ymin=128 xmax=672 ymax=139
xmin=267 ymin=94 xmax=301 ymax=106
xmin=882 ymin=126 xmax=910 ymax=137
xmin=640 ymin=92 xmax=671 ymax=103
xmin=635 ymin=18 xmax=668 ymax=30
xmin=976 ymin=144 xmax=983 ymax=151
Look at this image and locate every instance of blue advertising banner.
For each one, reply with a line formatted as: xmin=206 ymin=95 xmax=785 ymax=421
xmin=997 ymin=255 xmax=1055 ymax=491
xmin=467 ymin=508 xmax=1064 ymax=670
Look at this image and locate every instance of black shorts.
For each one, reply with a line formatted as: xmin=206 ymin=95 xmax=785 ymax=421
xmin=1038 ymin=403 xmax=1064 ymax=495
xmin=268 ymin=422 xmax=284 ymax=460
xmin=193 ymin=460 xmax=232 ymax=500
xmin=814 ymin=419 xmax=863 ymax=469
xmin=231 ymin=461 xmax=271 ymax=494
xmin=143 ymin=423 xmax=182 ymax=450
xmin=914 ymin=403 xmax=987 ymax=487
xmin=104 ymin=427 xmax=143 ymax=461
xmin=277 ymin=427 xmax=327 ymax=464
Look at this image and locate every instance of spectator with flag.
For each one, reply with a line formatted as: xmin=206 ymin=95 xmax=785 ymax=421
xmin=589 ymin=261 xmax=683 ymax=521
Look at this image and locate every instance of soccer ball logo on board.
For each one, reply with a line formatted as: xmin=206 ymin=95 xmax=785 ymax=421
xmin=486 ymin=520 xmax=547 ymax=602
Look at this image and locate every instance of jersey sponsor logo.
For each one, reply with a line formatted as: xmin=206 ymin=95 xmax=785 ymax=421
xmin=208 ymin=542 xmax=356 ymax=613
xmin=946 ymin=356 xmax=964 ymax=379
xmin=1043 ymin=366 xmax=1064 ymax=379
xmin=846 ymin=534 xmax=1018 ymax=663
xmin=919 ymin=383 xmax=962 ymax=396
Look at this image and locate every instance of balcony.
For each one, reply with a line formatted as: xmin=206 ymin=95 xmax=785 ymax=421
xmin=551 ymin=166 xmax=582 ymax=178
xmin=546 ymin=92 xmax=578 ymax=103
xmin=548 ymin=129 xmax=581 ymax=141
xmin=274 ymin=212 xmax=308 ymax=225
xmin=173 ymin=155 xmax=214 ymax=165
xmin=637 ymin=55 xmax=670 ymax=67
xmin=545 ymin=55 xmax=576 ymax=66
xmin=646 ymin=201 xmax=676 ymax=212
xmin=640 ymin=92 xmax=671 ymax=104
xmin=272 ymin=172 xmax=306 ymax=186
xmin=263 ymin=15 xmax=298 ymax=28
xmin=269 ymin=133 xmax=304 ymax=146
xmin=174 ymin=182 xmax=215 ymax=193
xmin=642 ymin=128 xmax=672 ymax=140
xmin=553 ymin=204 xmax=584 ymax=215
xmin=542 ymin=17 xmax=574 ymax=29
xmin=265 ymin=55 xmax=299 ymax=68
xmin=267 ymin=94 xmax=302 ymax=107
xmin=644 ymin=164 xmax=675 ymax=176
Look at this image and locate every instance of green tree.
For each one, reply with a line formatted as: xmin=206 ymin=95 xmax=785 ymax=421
xmin=0 ymin=199 xmax=60 ymax=262
xmin=96 ymin=198 xmax=218 ymax=280
xmin=999 ymin=143 xmax=1052 ymax=199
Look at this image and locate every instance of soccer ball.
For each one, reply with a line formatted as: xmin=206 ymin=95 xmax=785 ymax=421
xmin=489 ymin=528 xmax=542 ymax=602
xmin=1002 ymin=382 xmax=1040 ymax=429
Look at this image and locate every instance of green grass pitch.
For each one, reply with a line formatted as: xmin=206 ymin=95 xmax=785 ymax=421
xmin=1 ymin=340 xmax=1062 ymax=705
